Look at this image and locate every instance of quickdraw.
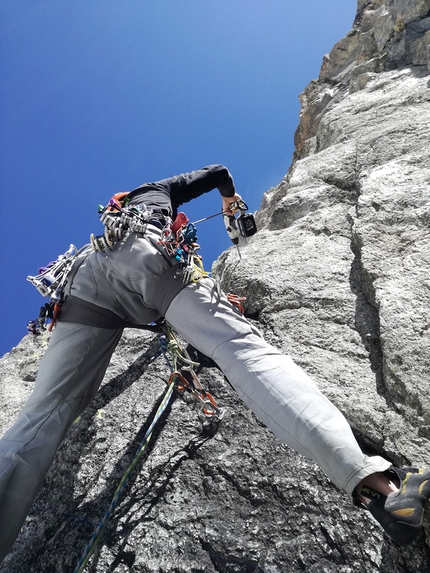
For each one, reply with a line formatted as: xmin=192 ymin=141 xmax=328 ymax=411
xmin=165 ymin=325 xmax=224 ymax=419
xmin=90 ymin=201 xmax=161 ymax=253
xmin=226 ymin=293 xmax=246 ymax=315
xmin=89 ymin=197 xmax=208 ymax=284
xmin=26 ymin=245 xmax=80 ymax=334
xmin=158 ymin=212 xmax=209 ymax=283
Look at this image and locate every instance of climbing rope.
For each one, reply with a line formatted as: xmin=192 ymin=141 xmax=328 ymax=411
xmin=73 ymin=327 xmax=223 ymax=572
xmin=73 ymin=380 xmax=174 ymax=573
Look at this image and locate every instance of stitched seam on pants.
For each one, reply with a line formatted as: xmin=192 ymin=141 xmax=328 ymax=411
xmin=16 ymin=326 xmax=104 ymax=454
xmin=236 ymin=382 xmax=317 ymax=461
xmin=215 ymin=345 xmax=318 ymax=462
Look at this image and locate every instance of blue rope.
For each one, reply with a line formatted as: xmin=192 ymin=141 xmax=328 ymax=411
xmin=158 ymin=333 xmax=172 ymax=371
xmin=73 ymin=381 xmax=175 ymax=573
xmin=74 ymin=328 xmax=212 ymax=572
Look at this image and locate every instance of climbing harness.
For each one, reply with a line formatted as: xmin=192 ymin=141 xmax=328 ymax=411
xmin=89 ymin=193 xmax=209 ymax=284
xmin=25 ymin=213 xmax=208 ymax=334
xmin=73 ymin=325 xmax=223 ymax=573
xmin=26 ymin=244 xmax=81 ymax=334
xmin=90 ymin=198 xmax=165 ymax=253
xmin=25 ymin=202 xmax=205 ymax=333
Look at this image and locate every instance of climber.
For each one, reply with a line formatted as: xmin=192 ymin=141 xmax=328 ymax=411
xmin=0 ymin=164 xmax=429 ymax=562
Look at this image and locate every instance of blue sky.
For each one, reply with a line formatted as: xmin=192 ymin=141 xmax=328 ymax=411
xmin=0 ymin=1 xmax=357 ymax=355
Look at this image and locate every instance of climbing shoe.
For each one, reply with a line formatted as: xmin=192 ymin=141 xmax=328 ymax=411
xmin=360 ymin=466 xmax=430 ymax=545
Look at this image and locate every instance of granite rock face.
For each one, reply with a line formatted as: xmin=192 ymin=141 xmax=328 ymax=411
xmin=2 ymin=1 xmax=430 ymax=572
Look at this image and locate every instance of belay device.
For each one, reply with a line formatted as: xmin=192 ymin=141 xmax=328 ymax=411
xmin=222 ymin=200 xmax=257 ymax=245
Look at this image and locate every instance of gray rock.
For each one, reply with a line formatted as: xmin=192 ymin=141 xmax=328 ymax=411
xmin=216 ymin=2 xmax=430 ymax=571
xmin=2 ymin=1 xmax=430 ymax=571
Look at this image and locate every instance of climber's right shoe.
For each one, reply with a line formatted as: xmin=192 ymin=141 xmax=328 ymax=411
xmin=360 ymin=466 xmax=430 ymax=545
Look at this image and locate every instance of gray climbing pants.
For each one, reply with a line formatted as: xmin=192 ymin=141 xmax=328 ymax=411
xmin=0 ymin=229 xmax=390 ymax=561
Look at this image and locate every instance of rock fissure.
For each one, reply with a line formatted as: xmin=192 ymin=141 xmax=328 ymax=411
xmin=348 ymin=242 xmax=390 ymax=401
xmin=200 ymin=540 xmax=263 ymax=573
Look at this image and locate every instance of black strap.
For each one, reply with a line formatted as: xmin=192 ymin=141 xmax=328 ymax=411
xmin=59 ymin=296 xmax=164 ymax=333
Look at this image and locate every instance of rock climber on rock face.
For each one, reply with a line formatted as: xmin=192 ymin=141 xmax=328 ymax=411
xmin=0 ymin=164 xmax=429 ymax=561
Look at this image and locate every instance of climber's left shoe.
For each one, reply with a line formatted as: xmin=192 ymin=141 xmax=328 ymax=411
xmin=360 ymin=466 xmax=430 ymax=545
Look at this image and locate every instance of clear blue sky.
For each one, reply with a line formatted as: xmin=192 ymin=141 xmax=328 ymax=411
xmin=0 ymin=1 xmax=357 ymax=355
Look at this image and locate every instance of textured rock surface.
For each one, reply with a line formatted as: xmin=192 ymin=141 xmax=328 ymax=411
xmin=2 ymin=331 xmax=429 ymax=573
xmin=2 ymin=1 xmax=430 ymax=572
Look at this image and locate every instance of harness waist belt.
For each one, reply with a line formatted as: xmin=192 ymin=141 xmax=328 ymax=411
xmin=59 ymin=296 xmax=162 ymax=332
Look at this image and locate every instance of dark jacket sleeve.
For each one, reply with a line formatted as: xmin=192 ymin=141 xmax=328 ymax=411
xmin=127 ymin=164 xmax=236 ymax=216
xmin=166 ymin=164 xmax=235 ymax=210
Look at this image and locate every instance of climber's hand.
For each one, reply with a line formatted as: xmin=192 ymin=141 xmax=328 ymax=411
xmin=222 ymin=194 xmax=243 ymax=216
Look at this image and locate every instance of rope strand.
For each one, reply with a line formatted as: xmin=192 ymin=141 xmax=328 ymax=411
xmin=74 ymin=326 xmax=223 ymax=572
xmin=73 ymin=382 xmax=175 ymax=573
